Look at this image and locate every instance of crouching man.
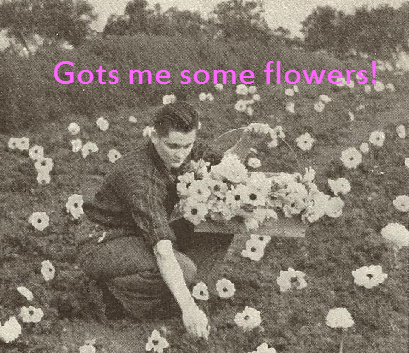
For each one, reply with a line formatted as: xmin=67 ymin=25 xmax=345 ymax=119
xmin=76 ymin=101 xmax=270 ymax=340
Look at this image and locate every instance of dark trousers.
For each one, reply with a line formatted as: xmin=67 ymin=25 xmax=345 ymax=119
xmin=77 ymin=220 xmax=234 ymax=319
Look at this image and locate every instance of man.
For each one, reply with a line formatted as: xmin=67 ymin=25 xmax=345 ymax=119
xmin=77 ymin=101 xmax=269 ymax=340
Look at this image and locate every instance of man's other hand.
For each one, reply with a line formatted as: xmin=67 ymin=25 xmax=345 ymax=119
xmin=182 ymin=303 xmax=210 ymax=341
xmin=241 ymin=123 xmax=271 ymax=144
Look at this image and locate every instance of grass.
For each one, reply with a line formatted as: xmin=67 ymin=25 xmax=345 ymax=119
xmin=0 ymin=49 xmax=408 ymax=353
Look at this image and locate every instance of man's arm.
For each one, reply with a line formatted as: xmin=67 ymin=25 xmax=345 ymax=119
xmin=154 ymin=240 xmax=209 ymax=340
xmin=118 ymin=171 xmax=209 ymax=339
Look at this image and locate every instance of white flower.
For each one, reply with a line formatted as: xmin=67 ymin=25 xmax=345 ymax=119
xmin=162 ymin=94 xmax=176 ymax=105
xmin=15 ymin=137 xmax=30 ymax=151
xmin=303 ymin=167 xmax=316 ymax=184
xmin=348 ymin=111 xmax=355 ymax=121
xmin=128 ymin=115 xmax=137 ymax=123
xmin=276 ymin=267 xmax=307 ymax=292
xmin=248 ymin=85 xmax=257 ymax=94
xmin=405 ymin=158 xmax=409 ymax=168
xmin=96 ymin=117 xmax=109 ymax=131
xmin=71 ymin=138 xmax=82 ymax=153
xmin=247 ymin=157 xmax=261 ymax=169
xmin=146 ymin=329 xmax=169 ymax=353
xmin=81 ymin=141 xmax=99 ymax=158
xmin=293 ymin=85 xmax=299 ymax=93
xmin=236 ymin=84 xmax=249 ymax=95
xmin=235 ymin=99 xmax=248 ymax=113
xmin=396 ymin=125 xmax=406 ymax=139
xmin=285 ymin=88 xmax=294 ymax=96
xmin=182 ymin=200 xmax=208 ymax=225
xmin=17 ymin=286 xmax=34 ymax=301
xmin=319 ymin=94 xmax=332 ymax=103
xmin=199 ymin=92 xmax=207 ymax=101
xmin=108 ymin=149 xmax=122 ymax=163
xmin=364 ymin=85 xmax=371 ymax=94
xmin=192 ymin=282 xmax=209 ymax=301
xmin=29 ymin=145 xmax=44 ymax=161
xmin=206 ymin=93 xmax=214 ymax=101
xmin=393 ymin=195 xmax=409 ymax=212
xmin=250 ymin=343 xmax=277 ymax=353
xmin=79 ymin=343 xmax=96 ymax=353
xmin=326 ymin=196 xmax=344 ymax=218
xmin=246 ymin=106 xmax=254 ymax=116
xmin=241 ymin=239 xmax=265 ymax=261
xmin=66 ymin=194 xmax=84 ymax=220
xmin=34 ymin=157 xmax=54 ymax=173
xmin=340 ymin=147 xmax=362 ymax=169
xmin=369 ymin=131 xmax=385 ymax=147
xmin=250 ymin=232 xmax=275 ymax=248
xmin=359 ymin=142 xmax=369 ymax=154
xmin=328 ymin=178 xmax=351 ymax=196
xmin=143 ymin=126 xmax=155 ymax=138
xmin=37 ymin=171 xmax=51 ymax=185
xmin=19 ymin=306 xmax=44 ymax=323
xmin=244 ymin=217 xmax=260 ymax=231
xmin=68 ymin=122 xmax=80 ymax=135
xmin=252 ymin=93 xmax=261 ymax=101
xmin=211 ymin=154 xmax=248 ymax=184
xmin=286 ymin=102 xmax=295 ymax=114
xmin=326 ymin=308 xmax=354 ymax=329
xmin=374 ymin=81 xmax=385 ymax=92
xmin=385 ymin=83 xmax=395 ymax=92
xmin=216 ymin=278 xmax=236 ymax=299
xmin=186 ymin=179 xmax=212 ymax=202
xmin=295 ymin=132 xmax=315 ymax=151
xmin=7 ymin=137 xmax=19 ymax=150
xmin=215 ymin=83 xmax=224 ymax=91
xmin=314 ymin=101 xmax=325 ymax=113
xmin=41 ymin=260 xmax=56 ymax=281
xmin=234 ymin=306 xmax=262 ymax=331
xmin=28 ymin=211 xmax=49 ymax=231
xmin=380 ymin=223 xmax=409 ymax=249
xmin=0 ymin=316 xmax=22 ymax=343
xmin=352 ymin=265 xmax=388 ymax=289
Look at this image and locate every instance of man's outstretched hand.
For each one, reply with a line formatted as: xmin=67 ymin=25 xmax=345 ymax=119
xmin=182 ymin=303 xmax=210 ymax=341
xmin=225 ymin=123 xmax=271 ymax=161
xmin=240 ymin=123 xmax=271 ymax=146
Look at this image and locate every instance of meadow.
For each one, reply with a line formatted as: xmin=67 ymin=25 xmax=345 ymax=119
xmin=0 ymin=36 xmax=408 ymax=353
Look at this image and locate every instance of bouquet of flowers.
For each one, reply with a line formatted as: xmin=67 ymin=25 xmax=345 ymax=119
xmin=175 ymin=153 xmax=343 ymax=231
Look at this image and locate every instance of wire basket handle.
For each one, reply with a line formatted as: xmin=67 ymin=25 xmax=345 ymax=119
xmin=201 ymin=125 xmax=303 ymax=172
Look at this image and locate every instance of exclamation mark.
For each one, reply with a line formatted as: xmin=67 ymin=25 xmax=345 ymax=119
xmin=372 ymin=61 xmax=377 ymax=84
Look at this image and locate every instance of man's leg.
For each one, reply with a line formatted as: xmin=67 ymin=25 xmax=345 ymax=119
xmin=78 ymin=236 xmax=197 ymax=319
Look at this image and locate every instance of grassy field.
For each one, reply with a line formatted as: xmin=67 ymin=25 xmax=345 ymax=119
xmin=0 ymin=50 xmax=408 ymax=353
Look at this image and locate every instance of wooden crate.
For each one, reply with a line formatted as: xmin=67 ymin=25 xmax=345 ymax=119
xmin=194 ymin=216 xmax=306 ymax=238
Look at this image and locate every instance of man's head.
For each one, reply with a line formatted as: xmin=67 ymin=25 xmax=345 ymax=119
xmin=150 ymin=101 xmax=199 ymax=169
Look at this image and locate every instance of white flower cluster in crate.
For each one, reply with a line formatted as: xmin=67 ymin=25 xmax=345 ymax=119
xmin=175 ymin=154 xmax=339 ymax=230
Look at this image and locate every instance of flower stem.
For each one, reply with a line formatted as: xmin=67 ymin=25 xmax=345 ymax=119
xmin=339 ymin=329 xmax=347 ymax=353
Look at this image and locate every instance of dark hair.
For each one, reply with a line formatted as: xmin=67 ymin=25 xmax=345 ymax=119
xmin=153 ymin=101 xmax=199 ymax=137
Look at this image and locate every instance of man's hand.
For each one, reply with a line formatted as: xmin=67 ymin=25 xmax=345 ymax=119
xmin=225 ymin=123 xmax=271 ymax=161
xmin=240 ymin=123 xmax=271 ymax=146
xmin=182 ymin=303 xmax=210 ymax=340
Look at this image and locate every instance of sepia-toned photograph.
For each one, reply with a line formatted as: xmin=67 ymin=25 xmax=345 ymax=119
xmin=0 ymin=0 xmax=408 ymax=352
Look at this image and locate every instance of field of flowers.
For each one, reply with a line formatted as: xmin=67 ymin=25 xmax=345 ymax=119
xmin=1 ymin=56 xmax=408 ymax=353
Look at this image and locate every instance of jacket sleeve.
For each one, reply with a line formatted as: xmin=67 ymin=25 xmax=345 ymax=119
xmin=118 ymin=169 xmax=177 ymax=249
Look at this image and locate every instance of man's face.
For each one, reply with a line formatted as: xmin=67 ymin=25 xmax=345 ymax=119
xmin=152 ymin=129 xmax=197 ymax=169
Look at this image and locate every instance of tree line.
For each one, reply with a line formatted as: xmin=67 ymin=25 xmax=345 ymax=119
xmin=0 ymin=0 xmax=408 ymax=59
